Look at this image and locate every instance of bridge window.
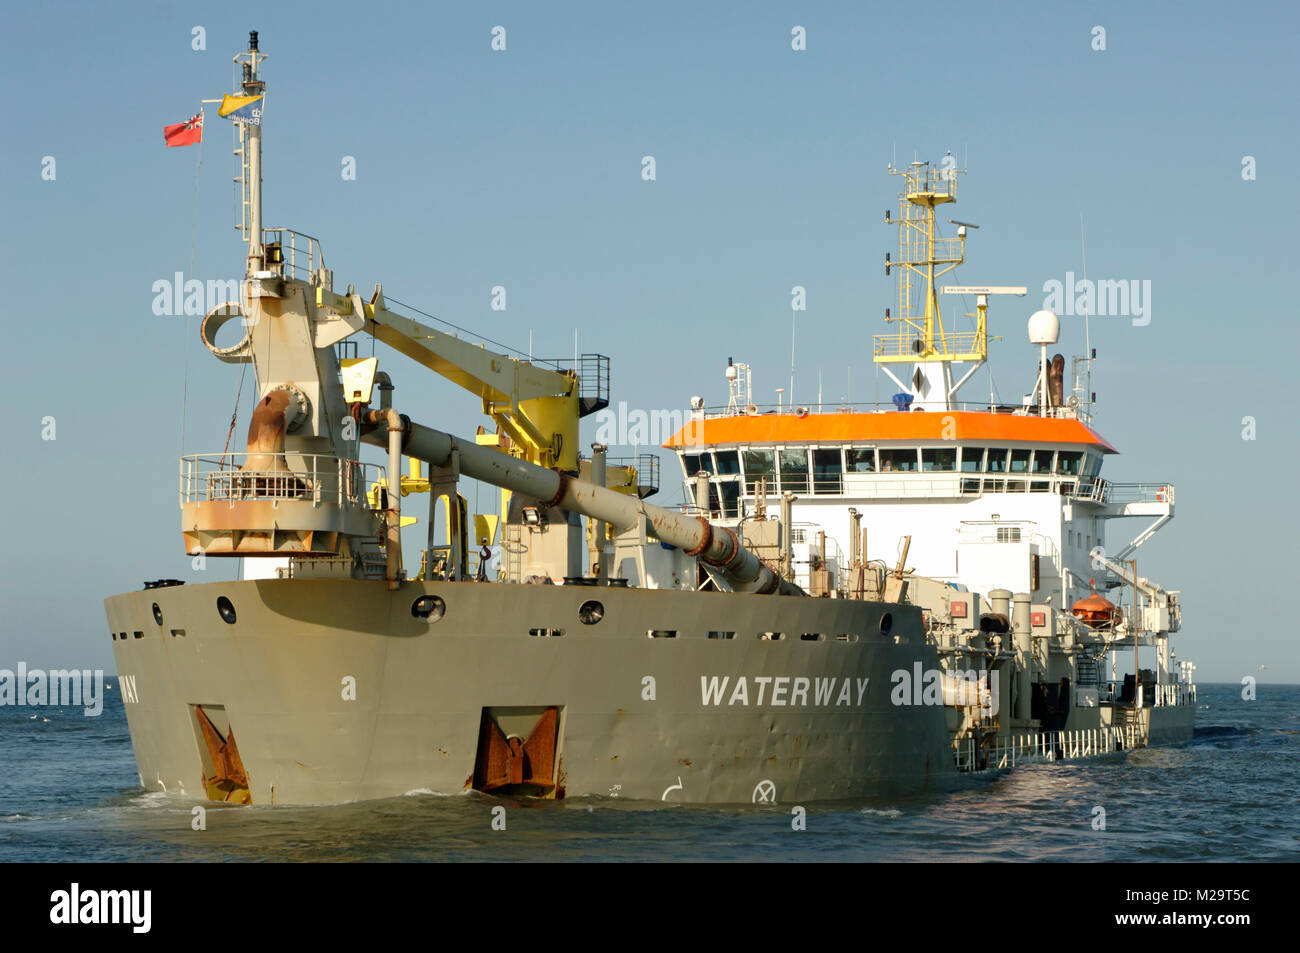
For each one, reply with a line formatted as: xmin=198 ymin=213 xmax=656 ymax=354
xmin=1056 ymin=451 xmax=1084 ymax=475
xmin=959 ymin=447 xmax=985 ymax=472
xmin=682 ymin=453 xmax=704 ymax=476
xmin=742 ymin=450 xmax=775 ymax=494
xmin=1009 ymin=449 xmax=1031 ymax=473
xmin=846 ymin=447 xmax=875 ymax=472
xmin=1030 ymin=450 xmax=1053 ymax=473
xmin=779 ymin=449 xmax=810 ymax=494
xmin=986 ymin=449 xmax=1009 ymax=473
xmin=812 ymin=449 xmax=842 ymax=494
xmin=878 ymin=449 xmax=918 ymax=472
xmin=714 ymin=450 xmax=742 ymax=475
xmin=921 ymin=448 xmax=957 ymax=471
xmin=716 ymin=480 xmax=740 ymax=518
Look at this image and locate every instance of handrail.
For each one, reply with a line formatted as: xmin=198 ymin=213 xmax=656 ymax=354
xmin=262 ymin=227 xmax=325 ymax=281
xmin=179 ymin=452 xmax=385 ymax=508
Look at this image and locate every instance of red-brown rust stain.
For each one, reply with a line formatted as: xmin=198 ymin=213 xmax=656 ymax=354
xmin=679 ymin=758 xmax=692 ymax=767
xmin=463 ymin=774 xmax=474 ymax=789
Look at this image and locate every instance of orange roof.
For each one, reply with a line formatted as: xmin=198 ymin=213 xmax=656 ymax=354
xmin=663 ymin=410 xmax=1117 ymax=452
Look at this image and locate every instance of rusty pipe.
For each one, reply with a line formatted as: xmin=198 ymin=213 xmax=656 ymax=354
xmin=245 ymin=388 xmax=292 ymax=471
xmin=362 ymin=418 xmax=803 ymax=596
xmin=364 ymin=409 xmax=404 ymax=589
xmin=590 ymin=443 xmax=608 ymax=580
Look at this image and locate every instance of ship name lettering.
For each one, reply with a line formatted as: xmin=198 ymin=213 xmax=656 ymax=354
xmin=700 ymin=675 xmax=868 ymax=708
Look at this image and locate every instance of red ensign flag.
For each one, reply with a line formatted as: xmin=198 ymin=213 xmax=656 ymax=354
xmin=163 ymin=113 xmax=204 ymax=148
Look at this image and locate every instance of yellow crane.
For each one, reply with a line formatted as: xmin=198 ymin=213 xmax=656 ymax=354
xmin=318 ymin=283 xmax=618 ymax=579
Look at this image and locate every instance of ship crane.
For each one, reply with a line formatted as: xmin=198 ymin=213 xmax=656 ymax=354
xmin=315 ymin=284 xmax=608 ymax=471
xmin=1086 ymin=548 xmax=1181 ymax=634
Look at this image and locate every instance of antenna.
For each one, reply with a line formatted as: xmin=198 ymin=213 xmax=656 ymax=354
xmin=1081 ymin=213 xmax=1092 ymax=412
xmin=789 ymin=310 xmax=796 ymax=407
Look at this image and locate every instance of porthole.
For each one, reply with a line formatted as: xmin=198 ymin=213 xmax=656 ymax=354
xmin=152 ymin=603 xmax=164 ymax=626
xmin=578 ymin=600 xmax=604 ymax=625
xmin=879 ymin=612 xmax=893 ymax=637
xmin=216 ymin=596 xmax=237 ymax=625
xmin=411 ymin=594 xmax=446 ymax=622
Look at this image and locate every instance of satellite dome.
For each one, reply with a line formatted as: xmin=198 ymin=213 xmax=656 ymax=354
xmin=1027 ymin=309 xmax=1060 ymax=345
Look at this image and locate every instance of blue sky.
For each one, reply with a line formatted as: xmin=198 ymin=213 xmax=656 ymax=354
xmin=1 ymin=1 xmax=1296 ymax=682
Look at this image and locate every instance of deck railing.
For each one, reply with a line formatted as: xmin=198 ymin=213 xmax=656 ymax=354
xmin=955 ymin=723 xmax=1146 ymax=772
xmin=262 ymin=227 xmax=325 ymax=282
xmin=180 ymin=452 xmax=385 ymax=509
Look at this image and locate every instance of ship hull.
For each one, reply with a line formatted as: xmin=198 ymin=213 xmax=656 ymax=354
xmin=105 ymin=579 xmax=958 ymax=806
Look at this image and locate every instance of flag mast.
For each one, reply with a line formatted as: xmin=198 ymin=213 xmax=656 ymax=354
xmin=234 ymin=31 xmax=266 ymax=278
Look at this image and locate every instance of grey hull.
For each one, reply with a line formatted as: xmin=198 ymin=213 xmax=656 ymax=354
xmin=106 ymin=579 xmax=958 ymax=806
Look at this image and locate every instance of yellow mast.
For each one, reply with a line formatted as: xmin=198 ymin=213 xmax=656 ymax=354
xmin=874 ymin=156 xmax=985 ymax=365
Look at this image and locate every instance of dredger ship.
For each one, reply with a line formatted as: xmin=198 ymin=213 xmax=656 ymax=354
xmin=104 ymin=35 xmax=1194 ymax=806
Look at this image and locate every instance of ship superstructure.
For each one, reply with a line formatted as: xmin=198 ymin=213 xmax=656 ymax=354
xmin=666 ymin=159 xmax=1194 ymax=761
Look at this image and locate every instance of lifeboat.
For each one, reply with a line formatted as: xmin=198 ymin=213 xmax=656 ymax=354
xmin=1071 ymin=593 xmax=1122 ymax=627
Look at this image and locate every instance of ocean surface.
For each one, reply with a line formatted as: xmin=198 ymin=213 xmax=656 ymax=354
xmin=2 ymin=683 xmax=1296 ymax=862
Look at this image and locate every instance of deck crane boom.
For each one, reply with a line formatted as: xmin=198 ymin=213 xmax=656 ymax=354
xmin=347 ymin=286 xmax=607 ymax=471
